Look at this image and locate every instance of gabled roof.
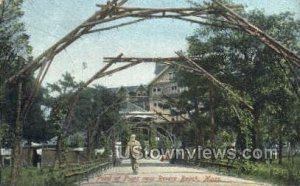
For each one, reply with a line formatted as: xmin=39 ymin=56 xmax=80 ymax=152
xmin=111 ymin=85 xmax=147 ymax=94
xmin=148 ymin=66 xmax=171 ymax=86
xmin=154 ymin=63 xmax=168 ymax=75
xmin=116 ymin=86 xmax=129 ymax=94
xmin=119 ymin=101 xmax=147 ymax=113
xmin=136 ymin=85 xmax=147 ymax=92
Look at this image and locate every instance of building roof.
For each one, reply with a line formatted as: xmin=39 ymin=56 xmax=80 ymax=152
xmin=119 ymin=101 xmax=147 ymax=113
xmin=110 ymin=85 xmax=147 ymax=94
xmin=119 ymin=101 xmax=156 ymax=119
xmin=148 ymin=66 xmax=171 ymax=86
xmin=136 ymin=84 xmax=147 ymax=92
xmin=154 ymin=63 xmax=168 ymax=75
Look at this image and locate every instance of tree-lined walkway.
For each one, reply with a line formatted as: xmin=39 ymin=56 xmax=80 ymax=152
xmin=80 ymin=160 xmax=270 ymax=186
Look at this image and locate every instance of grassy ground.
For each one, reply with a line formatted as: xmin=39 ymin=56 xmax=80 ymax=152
xmin=240 ymin=157 xmax=300 ymax=185
xmin=199 ymin=156 xmax=300 ymax=186
xmin=0 ymin=167 xmax=75 ymax=186
xmin=0 ymin=158 xmax=109 ymax=185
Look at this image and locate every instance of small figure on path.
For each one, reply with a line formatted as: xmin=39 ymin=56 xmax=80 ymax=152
xmin=126 ymin=134 xmax=141 ymax=174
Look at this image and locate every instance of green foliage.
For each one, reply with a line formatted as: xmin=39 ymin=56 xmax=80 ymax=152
xmin=47 ymin=73 xmax=120 ymax=130
xmin=116 ymin=86 xmax=129 ymax=101
xmin=0 ymin=0 xmax=52 ymax=146
xmin=220 ymin=130 xmax=234 ymax=144
xmin=47 ymin=72 xmax=79 ymax=96
xmin=66 ymin=132 xmax=85 ymax=148
xmin=161 ymin=136 xmax=172 ymax=149
xmin=1 ymin=168 xmax=67 ymax=186
xmin=23 ymin=87 xmax=54 ymax=143
xmin=120 ymin=124 xmax=131 ymax=152
xmin=149 ymin=127 xmax=158 ymax=149
xmin=44 ymin=169 xmax=65 ymax=185
xmin=101 ymin=140 xmax=110 ymax=158
xmin=176 ymin=6 xmax=300 ymax=154
xmin=237 ymin=157 xmax=300 ymax=185
xmin=0 ymin=123 xmax=11 ymax=147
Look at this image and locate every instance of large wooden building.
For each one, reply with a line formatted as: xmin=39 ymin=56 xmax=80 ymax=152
xmin=110 ymin=63 xmax=188 ymax=123
xmin=148 ymin=64 xmax=188 ymax=122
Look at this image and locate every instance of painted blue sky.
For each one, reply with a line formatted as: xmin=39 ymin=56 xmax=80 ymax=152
xmin=22 ymin=0 xmax=300 ymax=88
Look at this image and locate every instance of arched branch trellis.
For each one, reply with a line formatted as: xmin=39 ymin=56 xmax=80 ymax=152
xmin=6 ymin=0 xmax=300 ymax=86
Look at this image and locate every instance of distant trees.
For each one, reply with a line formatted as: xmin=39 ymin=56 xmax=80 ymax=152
xmin=176 ymin=8 xmax=300 ymax=163
xmin=46 ymin=72 xmax=121 ymax=163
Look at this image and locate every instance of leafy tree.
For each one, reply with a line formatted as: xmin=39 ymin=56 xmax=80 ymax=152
xmin=0 ymin=0 xmax=32 ymax=143
xmin=46 ymin=73 xmax=121 ymax=161
xmin=176 ymin=7 xmax=300 ymax=164
xmin=0 ymin=0 xmax=50 ymax=185
xmin=0 ymin=122 xmax=11 ymax=147
xmin=77 ymin=85 xmax=121 ymax=159
xmin=23 ymin=87 xmax=54 ymax=143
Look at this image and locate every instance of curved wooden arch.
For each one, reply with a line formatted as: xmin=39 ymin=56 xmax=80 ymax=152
xmin=6 ymin=0 xmax=300 ymax=86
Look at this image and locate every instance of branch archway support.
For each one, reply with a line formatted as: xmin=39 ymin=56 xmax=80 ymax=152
xmin=6 ymin=0 xmax=300 ymax=86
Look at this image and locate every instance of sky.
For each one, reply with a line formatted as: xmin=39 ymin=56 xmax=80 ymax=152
xmin=21 ymin=0 xmax=300 ymax=88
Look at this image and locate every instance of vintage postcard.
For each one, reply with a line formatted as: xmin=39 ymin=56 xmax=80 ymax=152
xmin=0 ymin=0 xmax=299 ymax=185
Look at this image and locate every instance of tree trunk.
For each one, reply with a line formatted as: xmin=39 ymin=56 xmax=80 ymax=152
xmin=209 ymin=82 xmax=215 ymax=146
xmin=111 ymin=129 xmax=117 ymax=166
xmin=87 ymin=124 xmax=92 ymax=161
xmin=10 ymin=82 xmax=23 ymax=186
xmin=236 ymin=127 xmax=246 ymax=156
xmin=149 ymin=126 xmax=157 ymax=149
xmin=0 ymin=162 xmax=2 ymax=185
xmin=278 ymin=129 xmax=283 ymax=164
xmin=54 ymin=133 xmax=66 ymax=168
xmin=54 ymin=134 xmax=62 ymax=168
xmin=26 ymin=140 xmax=32 ymax=166
xmin=253 ymin=113 xmax=262 ymax=149
xmin=250 ymin=126 xmax=256 ymax=149
xmin=193 ymin=98 xmax=204 ymax=147
xmin=0 ymin=85 xmax=6 ymax=185
xmin=0 ymin=84 xmax=6 ymax=127
xmin=197 ymin=121 xmax=204 ymax=147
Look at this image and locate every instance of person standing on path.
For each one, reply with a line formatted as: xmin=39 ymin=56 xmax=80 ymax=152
xmin=126 ymin=134 xmax=142 ymax=174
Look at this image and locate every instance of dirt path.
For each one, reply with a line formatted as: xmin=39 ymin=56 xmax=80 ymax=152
xmin=80 ymin=159 xmax=271 ymax=186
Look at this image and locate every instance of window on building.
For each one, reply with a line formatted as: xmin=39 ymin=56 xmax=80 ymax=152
xmin=158 ymin=103 xmax=163 ymax=108
xmin=154 ymin=102 xmax=157 ymax=107
xmin=162 ymin=104 xmax=170 ymax=109
xmin=153 ymin=88 xmax=156 ymax=92
xmin=167 ymin=87 xmax=171 ymax=93
xmin=168 ymin=72 xmax=174 ymax=80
